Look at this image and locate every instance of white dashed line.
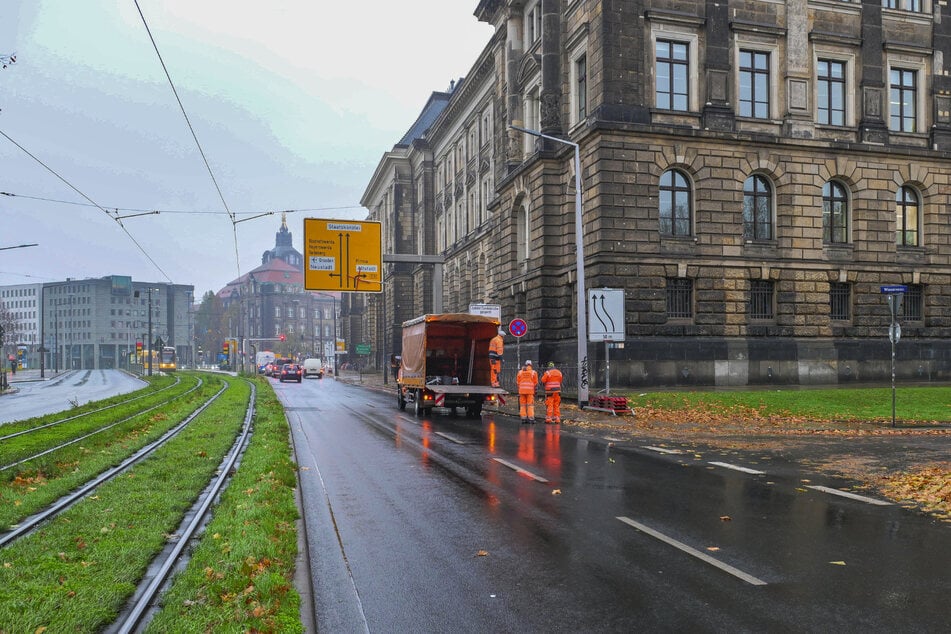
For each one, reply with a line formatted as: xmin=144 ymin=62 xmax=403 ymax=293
xmin=492 ymin=458 xmax=549 ymax=483
xmin=806 ymin=485 xmax=893 ymax=506
xmin=616 ymin=516 xmax=767 ymax=586
xmin=709 ymin=461 xmax=765 ymax=475
xmin=643 ymin=446 xmax=683 ymax=455
xmin=434 ymin=432 xmax=468 ymax=444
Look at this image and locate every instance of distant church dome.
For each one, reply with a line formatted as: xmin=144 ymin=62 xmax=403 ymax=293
xmin=262 ymin=212 xmax=303 ymax=270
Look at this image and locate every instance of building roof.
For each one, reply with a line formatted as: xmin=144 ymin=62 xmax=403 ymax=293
xmin=217 ymin=258 xmax=302 ymax=300
xmin=397 ymin=91 xmax=453 ymax=146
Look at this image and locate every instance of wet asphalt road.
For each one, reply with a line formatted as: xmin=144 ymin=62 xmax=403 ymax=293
xmin=0 ymin=369 xmax=146 ymax=424
xmin=277 ymin=376 xmax=950 ymax=633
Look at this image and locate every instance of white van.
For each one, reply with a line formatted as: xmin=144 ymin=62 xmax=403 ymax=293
xmin=303 ymin=358 xmax=324 ymax=379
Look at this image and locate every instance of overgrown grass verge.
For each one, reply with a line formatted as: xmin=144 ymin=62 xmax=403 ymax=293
xmin=0 ymin=376 xmax=251 ymax=632
xmin=145 ymin=376 xmax=302 ymax=633
xmin=0 ymin=375 xmax=221 ymax=529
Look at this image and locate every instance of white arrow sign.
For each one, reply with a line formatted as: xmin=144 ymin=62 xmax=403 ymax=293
xmin=588 ymin=288 xmax=625 ymax=342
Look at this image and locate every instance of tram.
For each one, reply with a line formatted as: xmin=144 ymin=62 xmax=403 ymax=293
xmin=158 ymin=346 xmax=177 ymax=372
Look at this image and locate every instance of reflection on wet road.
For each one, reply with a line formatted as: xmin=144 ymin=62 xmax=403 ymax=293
xmin=278 ymin=377 xmax=950 ymax=632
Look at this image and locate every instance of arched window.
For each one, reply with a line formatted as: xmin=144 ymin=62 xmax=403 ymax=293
xmin=822 ymin=180 xmax=849 ymax=244
xmin=659 ymin=169 xmax=691 ymax=236
xmin=896 ymin=185 xmax=919 ymax=246
xmin=743 ymin=174 xmax=773 ymax=240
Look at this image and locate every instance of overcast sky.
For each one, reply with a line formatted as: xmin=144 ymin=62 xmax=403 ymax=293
xmin=0 ymin=1 xmax=493 ymax=297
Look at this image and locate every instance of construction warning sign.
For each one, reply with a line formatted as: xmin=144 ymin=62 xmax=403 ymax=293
xmin=304 ymin=218 xmax=382 ymax=293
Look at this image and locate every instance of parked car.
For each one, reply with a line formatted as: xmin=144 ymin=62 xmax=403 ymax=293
xmin=303 ymin=358 xmax=324 ymax=379
xmin=279 ymin=363 xmax=303 ymax=383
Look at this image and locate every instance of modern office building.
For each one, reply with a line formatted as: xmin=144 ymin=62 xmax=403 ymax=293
xmin=0 ymin=283 xmax=42 ymax=369
xmin=39 ymin=276 xmax=194 ymax=371
xmin=361 ymin=0 xmax=951 ymax=388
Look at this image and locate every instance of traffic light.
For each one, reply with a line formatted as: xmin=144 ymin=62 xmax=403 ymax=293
xmin=279 ymin=334 xmax=286 ymax=342
xmin=222 ymin=341 xmax=230 ymax=354
xmin=136 ymin=341 xmax=143 ymax=351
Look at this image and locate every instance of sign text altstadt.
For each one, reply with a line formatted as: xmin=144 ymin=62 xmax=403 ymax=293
xmin=304 ymin=219 xmax=382 ymax=293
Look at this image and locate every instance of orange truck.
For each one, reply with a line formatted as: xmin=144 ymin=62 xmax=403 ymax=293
xmin=396 ymin=313 xmax=507 ymax=417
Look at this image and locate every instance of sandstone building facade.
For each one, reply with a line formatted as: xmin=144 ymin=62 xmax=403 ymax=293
xmin=362 ymin=0 xmax=951 ymax=388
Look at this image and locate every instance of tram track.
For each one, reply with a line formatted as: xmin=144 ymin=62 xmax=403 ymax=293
xmin=0 ymin=375 xmax=202 ymax=473
xmin=0 ymin=375 xmax=261 ymax=632
xmin=0 ymin=374 xmax=184 ymax=444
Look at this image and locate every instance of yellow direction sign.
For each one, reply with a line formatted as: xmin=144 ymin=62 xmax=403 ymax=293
xmin=304 ymin=218 xmax=382 ymax=293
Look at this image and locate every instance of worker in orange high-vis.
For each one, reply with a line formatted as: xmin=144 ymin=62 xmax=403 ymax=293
xmin=488 ymin=328 xmax=504 ymax=387
xmin=541 ymin=361 xmax=563 ymax=423
xmin=516 ymin=359 xmax=538 ymax=424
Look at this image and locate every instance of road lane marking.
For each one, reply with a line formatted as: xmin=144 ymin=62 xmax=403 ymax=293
xmin=434 ymin=432 xmax=470 ymax=444
xmin=492 ymin=458 xmax=549 ymax=483
xmin=643 ymin=446 xmax=683 ymax=455
xmin=709 ymin=461 xmax=765 ymax=475
xmin=806 ymin=485 xmax=893 ymax=506
xmin=616 ymin=517 xmax=767 ymax=586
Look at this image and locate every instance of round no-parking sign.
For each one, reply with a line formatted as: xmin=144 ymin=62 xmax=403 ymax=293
xmin=509 ymin=318 xmax=527 ymax=338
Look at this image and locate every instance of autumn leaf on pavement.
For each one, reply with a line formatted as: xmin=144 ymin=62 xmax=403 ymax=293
xmin=476 ymin=550 xmax=489 ymax=557
xmin=706 ymin=546 xmax=721 ymax=552
xmin=719 ymin=515 xmax=732 ymax=521
xmin=829 ymin=561 xmax=846 ymax=566
xmin=552 ymin=489 xmax=562 ymax=495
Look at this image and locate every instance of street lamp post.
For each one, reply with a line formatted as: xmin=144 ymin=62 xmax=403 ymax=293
xmin=510 ymin=125 xmax=589 ymax=407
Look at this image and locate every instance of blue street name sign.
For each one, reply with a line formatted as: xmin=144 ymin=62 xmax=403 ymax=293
xmin=880 ymin=285 xmax=907 ymax=294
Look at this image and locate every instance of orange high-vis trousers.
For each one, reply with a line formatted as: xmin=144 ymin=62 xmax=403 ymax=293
xmin=519 ymin=393 xmax=535 ymax=420
xmin=545 ymin=391 xmax=561 ymax=423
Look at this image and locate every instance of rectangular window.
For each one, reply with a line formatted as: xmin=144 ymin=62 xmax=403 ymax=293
xmin=902 ymin=284 xmax=923 ymax=321
xmin=749 ymin=280 xmax=774 ymax=320
xmin=817 ymin=59 xmax=846 ymax=126
xmin=655 ymin=40 xmax=689 ymax=111
xmin=829 ymin=282 xmax=851 ymax=321
xmin=576 ymin=54 xmax=587 ymax=121
xmin=883 ymin=0 xmax=922 ymax=11
xmin=739 ymin=50 xmax=770 ymax=119
xmin=890 ymin=68 xmax=917 ymax=132
xmin=666 ymin=278 xmax=693 ymax=319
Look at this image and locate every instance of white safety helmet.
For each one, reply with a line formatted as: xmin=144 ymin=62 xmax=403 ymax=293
xmin=524 ymin=360 xmax=532 ymax=366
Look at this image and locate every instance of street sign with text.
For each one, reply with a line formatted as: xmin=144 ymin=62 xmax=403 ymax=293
xmin=304 ymin=218 xmax=382 ymax=293
xmin=588 ymin=288 xmax=625 ymax=342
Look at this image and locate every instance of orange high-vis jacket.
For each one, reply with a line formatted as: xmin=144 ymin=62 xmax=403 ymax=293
xmin=488 ymin=334 xmax=504 ymax=360
xmin=541 ymin=368 xmax=563 ymax=392
xmin=516 ymin=367 xmax=538 ymax=394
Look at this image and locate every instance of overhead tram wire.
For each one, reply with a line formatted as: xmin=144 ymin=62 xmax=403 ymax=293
xmin=133 ymin=0 xmax=241 ymax=279
xmin=0 ymin=129 xmax=173 ymax=283
xmin=0 ymin=191 xmax=367 ymax=216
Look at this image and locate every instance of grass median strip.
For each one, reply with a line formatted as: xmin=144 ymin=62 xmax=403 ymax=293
xmin=145 ymin=376 xmax=301 ymax=633
xmin=0 ymin=375 xmax=252 ymax=632
xmin=0 ymin=375 xmax=220 ymax=529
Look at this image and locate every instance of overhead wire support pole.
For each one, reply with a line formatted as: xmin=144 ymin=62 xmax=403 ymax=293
xmin=509 ymin=125 xmax=589 ymax=407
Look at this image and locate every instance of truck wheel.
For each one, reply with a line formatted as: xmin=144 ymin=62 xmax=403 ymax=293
xmin=414 ymin=393 xmax=423 ymax=417
xmin=466 ymin=404 xmax=482 ymax=418
xmin=397 ymin=388 xmax=406 ymax=411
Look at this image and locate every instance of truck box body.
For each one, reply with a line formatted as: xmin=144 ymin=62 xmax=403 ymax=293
xmin=397 ymin=313 xmax=506 ymax=416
